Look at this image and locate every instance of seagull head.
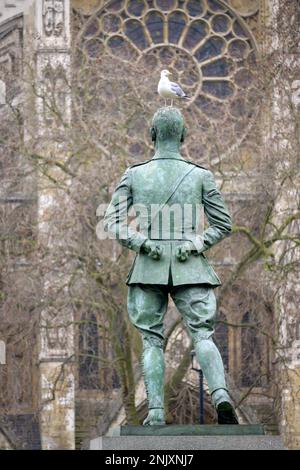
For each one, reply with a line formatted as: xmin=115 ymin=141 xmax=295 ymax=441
xmin=161 ymin=69 xmax=172 ymax=78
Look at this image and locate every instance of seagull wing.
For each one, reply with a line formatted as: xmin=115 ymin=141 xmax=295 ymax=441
xmin=170 ymin=81 xmax=187 ymax=98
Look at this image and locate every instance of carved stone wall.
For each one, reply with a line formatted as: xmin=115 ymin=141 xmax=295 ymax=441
xmin=0 ymin=0 xmax=299 ymax=449
xmin=265 ymin=0 xmax=300 ymax=450
xmin=0 ymin=9 xmax=42 ymax=450
xmin=0 ymin=1 xmax=33 ymax=24
xmin=30 ymin=0 xmax=75 ymax=450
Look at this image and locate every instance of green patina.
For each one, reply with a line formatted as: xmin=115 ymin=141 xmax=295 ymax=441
xmin=151 ymin=107 xmax=186 ymax=154
xmin=104 ymin=107 xmax=235 ymax=426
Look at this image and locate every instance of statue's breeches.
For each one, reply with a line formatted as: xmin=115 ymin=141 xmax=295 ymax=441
xmin=127 ymin=283 xmax=217 ymax=346
xmin=128 ymin=283 xmax=229 ymax=412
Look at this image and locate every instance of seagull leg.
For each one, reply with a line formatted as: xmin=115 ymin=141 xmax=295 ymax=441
xmin=164 ymin=99 xmax=167 ymax=107
xmin=171 ymin=99 xmax=173 ymax=107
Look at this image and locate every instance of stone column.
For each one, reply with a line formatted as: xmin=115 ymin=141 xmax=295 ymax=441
xmin=275 ymin=87 xmax=300 ymax=450
xmin=267 ymin=0 xmax=300 ymax=450
xmin=32 ymin=0 xmax=75 ymax=450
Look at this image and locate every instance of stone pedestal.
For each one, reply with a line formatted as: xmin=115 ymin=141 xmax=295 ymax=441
xmin=90 ymin=425 xmax=285 ymax=450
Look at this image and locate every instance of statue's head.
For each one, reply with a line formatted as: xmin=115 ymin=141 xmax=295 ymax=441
xmin=151 ymin=107 xmax=186 ymax=145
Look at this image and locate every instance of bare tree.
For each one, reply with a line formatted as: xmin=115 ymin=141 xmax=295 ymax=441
xmin=0 ymin=0 xmax=299 ymax=449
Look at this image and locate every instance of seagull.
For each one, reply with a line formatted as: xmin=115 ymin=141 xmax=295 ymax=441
xmin=157 ymin=69 xmax=190 ymax=106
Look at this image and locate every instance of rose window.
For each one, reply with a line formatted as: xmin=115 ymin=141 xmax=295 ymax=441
xmin=78 ymin=0 xmax=258 ymax=164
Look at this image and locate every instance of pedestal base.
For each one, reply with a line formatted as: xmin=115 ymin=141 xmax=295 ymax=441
xmin=113 ymin=424 xmax=264 ymax=436
xmin=90 ymin=425 xmax=285 ymax=450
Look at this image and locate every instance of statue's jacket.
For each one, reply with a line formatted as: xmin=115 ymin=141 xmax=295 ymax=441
xmin=104 ymin=156 xmax=232 ymax=286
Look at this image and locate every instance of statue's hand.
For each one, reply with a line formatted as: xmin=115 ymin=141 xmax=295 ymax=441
xmin=175 ymin=241 xmax=194 ymax=262
xmin=142 ymin=240 xmax=163 ymax=260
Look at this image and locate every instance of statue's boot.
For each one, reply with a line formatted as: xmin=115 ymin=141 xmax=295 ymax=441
xmin=194 ymin=338 xmax=238 ymax=424
xmin=216 ymin=401 xmax=239 ymax=424
xmin=143 ymin=408 xmax=165 ymax=426
xmin=142 ymin=342 xmax=165 ymax=426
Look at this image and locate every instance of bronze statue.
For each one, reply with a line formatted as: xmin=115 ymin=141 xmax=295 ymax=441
xmin=104 ymin=107 xmax=238 ymax=426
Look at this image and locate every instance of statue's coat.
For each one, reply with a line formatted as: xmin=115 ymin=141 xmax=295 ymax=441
xmin=104 ymin=156 xmax=231 ymax=286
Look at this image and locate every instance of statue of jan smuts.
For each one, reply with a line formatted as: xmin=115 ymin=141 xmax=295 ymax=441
xmin=104 ymin=108 xmax=238 ymax=426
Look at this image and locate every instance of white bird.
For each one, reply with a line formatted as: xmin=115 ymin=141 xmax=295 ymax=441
xmin=157 ymin=69 xmax=190 ymax=106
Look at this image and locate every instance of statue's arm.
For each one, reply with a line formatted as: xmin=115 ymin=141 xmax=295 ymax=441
xmin=200 ymin=169 xmax=232 ymax=252
xmin=185 ymin=170 xmax=232 ymax=254
xmin=103 ymin=168 xmax=147 ymax=253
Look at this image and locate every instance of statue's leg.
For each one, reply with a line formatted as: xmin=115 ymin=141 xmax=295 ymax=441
xmin=141 ymin=337 xmax=165 ymax=425
xmin=127 ymin=284 xmax=168 ymax=425
xmin=172 ymin=285 xmax=238 ymax=424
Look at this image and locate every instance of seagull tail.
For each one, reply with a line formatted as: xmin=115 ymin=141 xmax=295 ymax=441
xmin=182 ymin=95 xmax=191 ymax=100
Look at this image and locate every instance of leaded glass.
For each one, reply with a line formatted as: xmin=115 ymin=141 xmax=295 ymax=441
xmin=168 ymin=11 xmax=187 ymax=43
xmin=186 ymin=0 xmax=206 ymax=17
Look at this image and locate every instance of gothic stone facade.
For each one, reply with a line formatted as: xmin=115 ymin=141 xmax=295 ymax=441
xmin=0 ymin=0 xmax=299 ymax=450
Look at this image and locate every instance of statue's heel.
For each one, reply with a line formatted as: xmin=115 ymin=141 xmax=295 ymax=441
xmin=143 ymin=408 xmax=166 ymax=426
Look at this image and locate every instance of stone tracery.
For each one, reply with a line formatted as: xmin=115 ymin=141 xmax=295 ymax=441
xmin=78 ymin=0 xmax=259 ymax=163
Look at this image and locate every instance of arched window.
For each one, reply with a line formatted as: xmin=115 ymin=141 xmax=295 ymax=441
xmin=215 ymin=311 xmax=229 ymax=371
xmin=241 ymin=311 xmax=262 ymax=387
xmin=79 ymin=313 xmax=99 ymax=390
xmin=78 ymin=313 xmax=120 ymax=390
